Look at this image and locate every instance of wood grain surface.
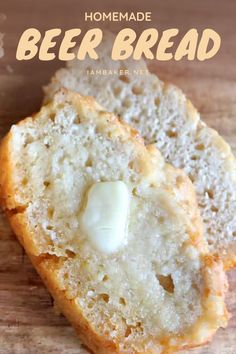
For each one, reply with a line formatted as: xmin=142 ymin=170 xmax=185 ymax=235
xmin=0 ymin=1 xmax=235 ymax=353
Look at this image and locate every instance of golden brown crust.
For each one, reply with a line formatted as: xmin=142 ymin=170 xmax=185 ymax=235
xmin=0 ymin=90 xmax=229 ymax=354
xmin=0 ymin=133 xmax=17 ymax=210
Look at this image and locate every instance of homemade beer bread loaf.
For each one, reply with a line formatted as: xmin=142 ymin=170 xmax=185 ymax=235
xmin=44 ymin=33 xmax=236 ymax=268
xmin=0 ymin=90 xmax=228 ymax=353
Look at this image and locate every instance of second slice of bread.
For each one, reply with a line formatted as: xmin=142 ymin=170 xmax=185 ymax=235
xmin=0 ymin=90 xmax=228 ymax=353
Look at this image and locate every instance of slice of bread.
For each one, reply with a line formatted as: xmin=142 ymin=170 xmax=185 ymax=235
xmin=0 ymin=90 xmax=228 ymax=353
xmin=44 ymin=33 xmax=236 ymax=269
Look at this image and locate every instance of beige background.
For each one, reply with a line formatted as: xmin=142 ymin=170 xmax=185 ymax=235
xmin=0 ymin=0 xmax=235 ymax=353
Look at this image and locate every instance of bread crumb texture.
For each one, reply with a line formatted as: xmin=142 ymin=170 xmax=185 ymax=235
xmin=44 ymin=32 xmax=236 ymax=269
xmin=0 ymin=90 xmax=228 ymax=353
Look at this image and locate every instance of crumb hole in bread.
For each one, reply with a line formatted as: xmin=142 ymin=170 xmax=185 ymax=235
xmin=124 ymin=322 xmax=142 ymax=337
xmin=113 ymin=86 xmax=122 ymax=96
xmin=119 ymin=297 xmax=126 ymax=306
xmin=119 ymin=75 xmax=130 ymax=83
xmin=49 ymin=112 xmax=56 ymax=121
xmin=23 ymin=135 xmax=34 ymax=146
xmin=191 ymin=283 xmax=199 ymax=291
xmin=22 ymin=177 xmax=28 ymax=186
xmin=189 ymin=174 xmax=195 ymax=183
xmin=131 ymin=116 xmax=140 ymax=124
xmin=74 ymin=115 xmax=80 ymax=124
xmin=65 ymin=249 xmax=76 ymax=258
xmin=211 ymin=205 xmax=218 ymax=213
xmin=132 ymin=187 xmax=138 ymax=196
xmin=108 ymin=130 xmax=114 ymax=138
xmin=87 ymin=301 xmax=94 ymax=309
xmin=102 ymin=274 xmax=109 ymax=282
xmin=128 ymin=161 xmax=134 ymax=169
xmin=85 ymin=157 xmax=93 ymax=167
xmin=44 ymin=180 xmax=51 ymax=188
xmin=195 ymin=143 xmax=205 ymax=151
xmin=205 ymin=189 xmax=214 ymax=199
xmin=46 ymin=225 xmax=53 ymax=231
xmin=98 ymin=293 xmax=109 ymax=303
xmin=47 ymin=239 xmax=54 ymax=247
xmin=154 ymin=97 xmax=160 ymax=106
xmin=158 ymin=216 xmax=165 ymax=224
xmin=176 ymin=175 xmax=184 ymax=186
xmin=125 ymin=326 xmax=132 ymax=337
xmin=123 ymin=98 xmax=132 ymax=108
xmin=157 ymin=274 xmax=175 ymax=293
xmin=47 ymin=207 xmax=54 ymax=219
xmin=132 ymin=85 xmax=143 ymax=95
xmin=166 ymin=130 xmax=178 ymax=138
xmin=188 ymin=304 xmax=194 ymax=311
xmin=98 ymin=110 xmax=107 ymax=117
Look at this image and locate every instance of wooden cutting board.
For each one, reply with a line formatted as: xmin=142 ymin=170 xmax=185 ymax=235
xmin=0 ymin=0 xmax=235 ymax=353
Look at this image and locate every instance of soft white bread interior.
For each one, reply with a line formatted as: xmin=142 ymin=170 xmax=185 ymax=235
xmin=44 ymin=32 xmax=236 ymax=269
xmin=0 ymin=90 xmax=228 ymax=353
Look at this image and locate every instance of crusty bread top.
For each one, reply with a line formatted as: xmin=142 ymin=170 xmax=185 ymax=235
xmin=44 ymin=32 xmax=236 ymax=269
xmin=0 ymin=90 xmax=228 ymax=353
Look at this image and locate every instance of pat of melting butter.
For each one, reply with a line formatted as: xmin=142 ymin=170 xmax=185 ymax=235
xmin=80 ymin=181 xmax=130 ymax=253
